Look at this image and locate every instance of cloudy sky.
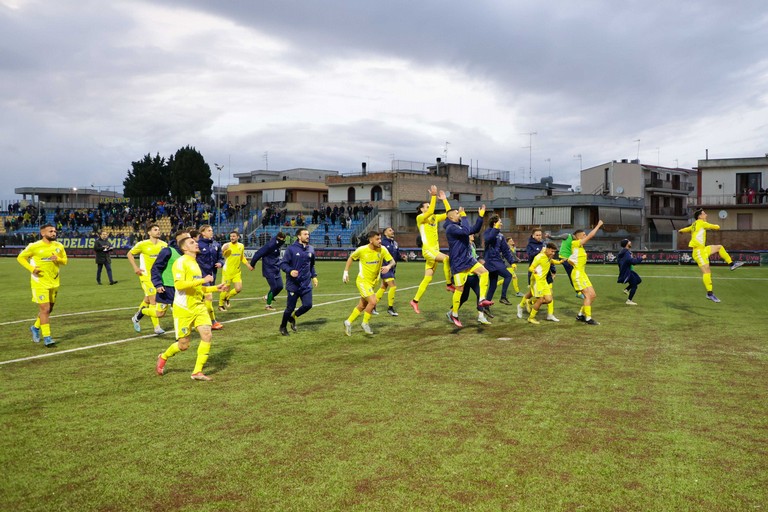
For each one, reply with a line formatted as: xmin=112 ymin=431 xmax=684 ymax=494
xmin=1 ymin=0 xmax=767 ymax=202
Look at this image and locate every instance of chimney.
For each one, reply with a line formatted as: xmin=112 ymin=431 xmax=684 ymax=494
xmin=361 ymin=162 xmax=367 ymax=175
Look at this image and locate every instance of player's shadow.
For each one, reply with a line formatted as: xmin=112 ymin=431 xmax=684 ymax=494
xmin=293 ymin=318 xmax=329 ymax=329
xmin=207 ymin=345 xmax=236 ymax=374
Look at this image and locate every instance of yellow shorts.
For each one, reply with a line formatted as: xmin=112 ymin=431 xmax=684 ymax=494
xmin=140 ymin=279 xmax=157 ymax=296
xmin=31 ymin=287 xmax=58 ymax=304
xmin=572 ymin=269 xmax=592 ymax=291
xmin=453 ymin=262 xmax=484 ymax=287
xmin=356 ymin=279 xmax=377 ymax=299
xmin=531 ymin=280 xmax=552 ymax=298
xmin=221 ymin=273 xmax=243 ymax=286
xmin=692 ymin=246 xmax=712 ymax=267
xmin=173 ymin=303 xmax=211 ymax=339
xmin=422 ymin=247 xmax=444 ymax=270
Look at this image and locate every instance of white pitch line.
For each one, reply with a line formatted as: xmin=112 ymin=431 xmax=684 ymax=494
xmin=0 ymin=283 xmax=424 ymax=366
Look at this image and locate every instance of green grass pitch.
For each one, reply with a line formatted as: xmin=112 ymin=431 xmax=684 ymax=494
xmin=1 ymin=256 xmax=766 ymax=511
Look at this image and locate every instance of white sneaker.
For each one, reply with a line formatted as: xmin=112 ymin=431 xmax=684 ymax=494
xmin=371 ymin=308 xmax=379 ymax=315
xmin=154 ymin=326 xmax=166 ymax=335
xmin=344 ymin=320 xmax=352 ymax=336
xmin=477 ymin=314 xmax=491 ymax=325
xmin=515 ymin=292 xmax=525 ymax=297
xmin=626 ymin=300 xmax=638 ymax=306
xmin=546 ymin=314 xmax=560 ymax=322
xmin=131 ymin=314 xmax=141 ymax=333
xmin=361 ymin=323 xmax=373 ymax=335
xmin=623 ymin=288 xmax=630 ymax=295
xmin=516 ymin=305 xmax=523 ymax=319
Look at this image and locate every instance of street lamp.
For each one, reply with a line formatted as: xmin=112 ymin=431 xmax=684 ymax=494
xmin=214 ymin=163 xmax=223 ymax=235
xmin=72 ymin=187 xmax=78 ymax=209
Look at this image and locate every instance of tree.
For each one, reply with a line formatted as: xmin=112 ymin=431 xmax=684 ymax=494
xmin=169 ymin=146 xmax=213 ymax=202
xmin=122 ymin=153 xmax=170 ymax=201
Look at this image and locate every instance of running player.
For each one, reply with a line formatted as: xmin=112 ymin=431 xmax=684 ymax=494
xmin=409 ymin=185 xmax=452 ymax=314
xmin=218 ymin=231 xmax=253 ymax=311
xmin=146 ymin=230 xmax=187 ymax=326
xmin=128 ymin=224 xmax=167 ymax=334
xmin=504 ymin=238 xmax=524 ymax=297
xmin=155 ymin=233 xmax=229 ymax=381
xmin=677 ymin=209 xmax=744 ymax=302
xmin=570 ymin=220 xmax=604 ymax=325
xmin=482 ymin=215 xmax=516 ymax=306
xmin=249 ymin=232 xmax=287 ymax=311
xmin=527 ymin=243 xmax=561 ymax=325
xmin=195 ymin=225 xmax=224 ymax=329
xmin=342 ymin=231 xmax=394 ymax=335
xmin=278 ymin=228 xmax=318 ymax=336
xmin=17 ymin=224 xmax=68 ymax=347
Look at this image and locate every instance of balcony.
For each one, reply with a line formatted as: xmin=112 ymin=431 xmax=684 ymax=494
xmin=689 ymin=195 xmax=768 ymax=207
xmin=645 ymin=179 xmax=695 ymax=193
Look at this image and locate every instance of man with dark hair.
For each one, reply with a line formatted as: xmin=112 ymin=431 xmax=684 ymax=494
xmin=128 ymin=223 xmax=167 ymax=334
xmin=278 ymin=228 xmax=318 ymax=336
xmin=517 ymin=228 xmax=557 ymax=319
xmin=155 ymin=233 xmax=229 ymax=381
xmin=617 ymin=239 xmax=646 ymax=305
xmin=410 ymin=185 xmax=453 ymax=314
xmin=195 ymin=224 xmax=224 ymax=329
xmin=94 ymin=229 xmax=117 ymax=285
xmin=570 ymin=220 xmax=604 ymax=325
xmin=17 ymin=223 xmax=67 ymax=347
xmin=527 ymin=242 xmax=561 ymax=324
xmin=343 ymin=231 xmax=394 ymax=335
xmin=443 ymin=206 xmax=492 ymax=328
xmin=218 ymin=231 xmax=253 ymax=311
xmin=375 ymin=227 xmax=407 ymax=316
xmin=250 ymin=231 xmax=287 ymax=311
xmin=678 ymin=209 xmax=744 ymax=302
xmin=482 ymin=215 xmax=516 ymax=306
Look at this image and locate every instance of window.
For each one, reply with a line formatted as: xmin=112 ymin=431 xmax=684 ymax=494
xmin=370 ymin=185 xmax=382 ymax=201
xmin=737 ymin=213 xmax=752 ymax=230
xmin=347 ymin=187 xmax=356 ymax=203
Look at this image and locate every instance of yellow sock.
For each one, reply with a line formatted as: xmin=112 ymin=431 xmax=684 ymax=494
xmin=529 ymin=308 xmax=539 ymax=320
xmin=375 ymin=287 xmax=385 ymax=302
xmin=206 ymin=300 xmax=216 ymax=321
xmin=388 ymin=286 xmax=397 ymax=307
xmin=192 ymin=341 xmax=211 ymax=374
xmin=34 ymin=318 xmax=41 ymax=329
xmin=219 ymin=293 xmax=226 ymax=306
xmin=547 ymin=300 xmax=554 ymax=315
xmin=479 ymin=273 xmax=489 ymax=299
xmin=363 ymin=311 xmax=371 ymax=323
xmin=579 ymin=306 xmax=584 ymax=316
xmin=41 ymin=323 xmax=51 ymax=337
xmin=584 ymin=305 xmax=592 ymax=318
xmin=703 ymin=273 xmax=713 ymax=292
xmin=518 ymin=296 xmax=527 ymax=307
xmin=512 ymin=276 xmax=519 ymax=293
xmin=347 ymin=308 xmax=362 ymax=323
xmin=414 ymin=275 xmax=432 ymax=301
xmin=443 ymin=258 xmax=452 ymax=284
xmin=138 ymin=300 xmax=148 ymax=309
xmin=452 ymin=289 xmax=462 ymax=315
xmin=141 ymin=306 xmax=159 ymax=318
xmin=162 ymin=342 xmax=181 ymax=360
xmin=718 ymin=247 xmax=732 ymax=264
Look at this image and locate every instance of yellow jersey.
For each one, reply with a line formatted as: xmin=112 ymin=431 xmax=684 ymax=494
xmin=568 ymin=239 xmax=587 ymax=271
xmin=129 ymin=239 xmax=167 ymax=281
xmin=680 ymin=220 xmax=719 ymax=249
xmin=417 ymin=195 xmax=451 ymax=252
xmin=350 ymin=244 xmax=393 ymax=285
xmin=172 ymin=254 xmax=207 ymax=312
xmin=17 ymin=240 xmax=68 ymax=288
xmin=530 ymin=251 xmax=554 ymax=283
xmin=222 ymin=242 xmax=248 ymax=277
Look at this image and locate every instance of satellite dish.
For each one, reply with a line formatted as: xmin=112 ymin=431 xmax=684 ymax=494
xmin=616 ymin=186 xmax=624 ymax=194
xmin=718 ymin=210 xmax=728 ymax=219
